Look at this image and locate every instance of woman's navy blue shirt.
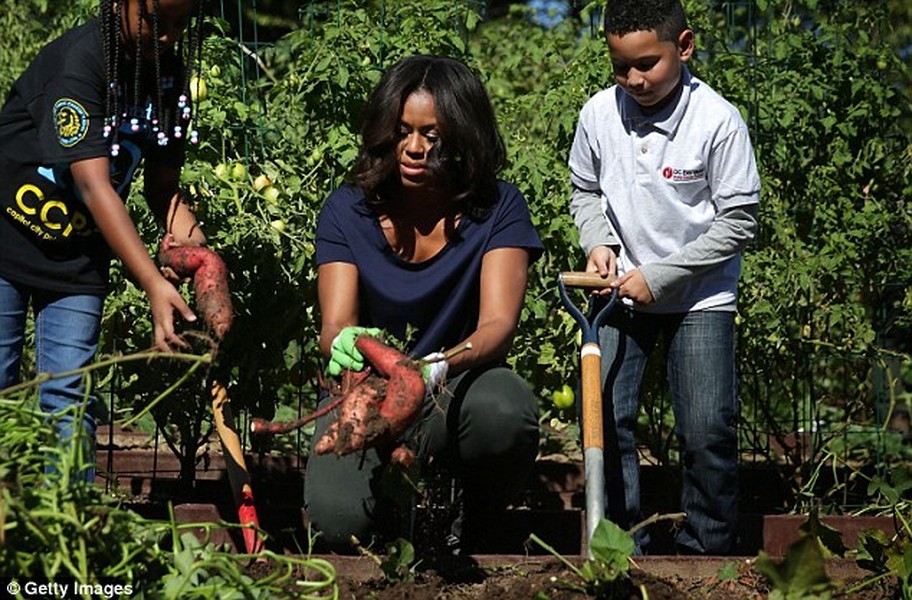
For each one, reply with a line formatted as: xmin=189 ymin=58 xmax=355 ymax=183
xmin=315 ymin=181 xmax=543 ymax=357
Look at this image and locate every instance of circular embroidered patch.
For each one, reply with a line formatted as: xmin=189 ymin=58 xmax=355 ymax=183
xmin=53 ymin=98 xmax=89 ymax=147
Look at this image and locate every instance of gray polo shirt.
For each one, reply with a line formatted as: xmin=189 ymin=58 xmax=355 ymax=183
xmin=568 ymin=66 xmax=760 ymax=313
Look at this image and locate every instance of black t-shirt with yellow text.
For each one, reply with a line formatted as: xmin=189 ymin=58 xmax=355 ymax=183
xmin=0 ymin=18 xmax=185 ymax=294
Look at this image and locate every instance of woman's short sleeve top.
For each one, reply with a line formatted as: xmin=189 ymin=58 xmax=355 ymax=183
xmin=316 ymin=181 xmax=543 ymax=357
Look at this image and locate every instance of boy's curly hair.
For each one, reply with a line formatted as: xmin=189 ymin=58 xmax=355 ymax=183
xmin=603 ymin=0 xmax=689 ymax=42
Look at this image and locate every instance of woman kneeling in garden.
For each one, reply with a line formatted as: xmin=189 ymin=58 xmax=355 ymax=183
xmin=304 ymin=55 xmax=543 ymax=555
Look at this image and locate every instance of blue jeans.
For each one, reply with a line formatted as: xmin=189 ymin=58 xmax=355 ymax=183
xmin=598 ymin=305 xmax=738 ymax=554
xmin=0 ymin=276 xmax=103 ymax=483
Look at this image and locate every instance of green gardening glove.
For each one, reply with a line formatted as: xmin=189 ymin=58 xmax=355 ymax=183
xmin=327 ymin=326 xmax=382 ymax=377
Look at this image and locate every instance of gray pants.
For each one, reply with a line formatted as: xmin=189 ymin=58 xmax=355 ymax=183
xmin=304 ymin=365 xmax=539 ymax=553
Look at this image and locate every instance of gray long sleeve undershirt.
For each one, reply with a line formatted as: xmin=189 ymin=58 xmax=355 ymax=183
xmin=570 ymin=185 xmax=620 ymax=256
xmin=569 ymin=185 xmax=759 ymax=303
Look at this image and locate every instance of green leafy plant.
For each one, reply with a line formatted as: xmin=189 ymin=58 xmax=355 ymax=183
xmin=351 ymin=535 xmax=420 ymax=583
xmin=756 ymin=535 xmax=834 ymax=600
xmin=851 ymin=512 xmax=912 ymax=599
xmin=529 ymin=518 xmax=635 ymax=597
xmin=0 ymin=363 xmax=339 ymax=598
xmin=755 ymin=510 xmax=840 ymax=600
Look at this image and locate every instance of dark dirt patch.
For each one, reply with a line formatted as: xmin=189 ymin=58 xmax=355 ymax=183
xmin=328 ymin=558 xmax=900 ymax=600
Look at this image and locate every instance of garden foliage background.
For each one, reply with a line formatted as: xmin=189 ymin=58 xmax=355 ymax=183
xmin=1 ymin=0 xmax=910 ymax=511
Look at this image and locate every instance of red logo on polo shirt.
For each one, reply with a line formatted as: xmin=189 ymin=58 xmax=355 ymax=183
xmin=662 ymin=166 xmax=705 ymax=182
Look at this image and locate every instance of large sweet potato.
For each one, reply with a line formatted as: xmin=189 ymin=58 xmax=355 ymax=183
xmin=158 ymin=234 xmax=234 ymax=340
xmin=313 ymin=335 xmax=426 ymax=456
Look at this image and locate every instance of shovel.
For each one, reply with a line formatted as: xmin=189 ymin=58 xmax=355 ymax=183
xmin=211 ymin=380 xmax=264 ymax=554
xmin=558 ymin=272 xmax=618 ymax=557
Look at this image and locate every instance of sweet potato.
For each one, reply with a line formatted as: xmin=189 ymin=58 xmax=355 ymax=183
xmin=313 ymin=335 xmax=426 ymax=456
xmin=390 ymin=445 xmax=416 ymax=467
xmin=356 ymin=335 xmax=426 ymax=439
xmin=158 ymin=234 xmax=234 ymax=340
xmin=250 ymin=370 xmax=369 ymax=436
xmin=313 ymin=377 xmax=383 ymax=454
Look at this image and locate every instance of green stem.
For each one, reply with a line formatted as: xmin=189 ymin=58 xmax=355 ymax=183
xmin=627 ymin=512 xmax=687 ymax=538
xmin=528 ymin=533 xmax=584 ymax=579
xmin=841 ymin=570 xmax=896 ymax=596
xmin=0 ymin=350 xmax=211 ymax=397
xmin=121 ymin=360 xmax=207 ymax=427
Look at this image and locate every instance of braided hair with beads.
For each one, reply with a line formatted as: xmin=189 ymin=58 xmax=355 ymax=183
xmin=99 ymin=0 xmax=205 ymax=157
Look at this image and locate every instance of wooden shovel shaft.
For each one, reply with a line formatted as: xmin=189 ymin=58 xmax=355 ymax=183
xmin=580 ymin=343 xmax=606 ymax=556
xmin=580 ymin=345 xmax=604 ymax=450
xmin=211 ymin=381 xmax=264 ymax=553
xmin=211 ymin=381 xmax=248 ymax=474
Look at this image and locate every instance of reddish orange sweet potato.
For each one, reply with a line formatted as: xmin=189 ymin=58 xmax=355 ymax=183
xmin=159 ymin=235 xmax=234 ymax=340
xmin=313 ymin=378 xmax=383 ymax=454
xmin=313 ymin=335 xmax=426 ymax=456
xmin=390 ymin=445 xmax=416 ymax=467
xmin=250 ymin=371 xmax=368 ymax=436
xmin=356 ymin=335 xmax=426 ymax=439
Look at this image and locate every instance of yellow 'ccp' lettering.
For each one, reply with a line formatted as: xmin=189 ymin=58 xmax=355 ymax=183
xmin=15 ymin=184 xmax=43 ymax=216
xmin=41 ymin=200 xmax=68 ymax=234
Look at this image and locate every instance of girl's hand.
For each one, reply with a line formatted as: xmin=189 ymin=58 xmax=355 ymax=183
xmin=611 ymin=269 xmax=654 ymax=305
xmin=147 ymin=276 xmax=198 ymax=351
xmin=158 ymin=234 xmax=193 ymax=284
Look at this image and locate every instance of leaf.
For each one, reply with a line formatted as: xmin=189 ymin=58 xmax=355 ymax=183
xmin=756 ymin=537 xmax=834 ymax=599
xmin=588 ymin=518 xmax=635 ymax=576
xmin=799 ymin=509 xmax=847 ymax=558
xmin=717 ymin=560 xmax=740 ymax=581
xmin=379 ymin=538 xmax=417 ymax=582
xmin=856 ymin=529 xmax=892 ymax=574
xmin=336 ymin=63 xmax=350 ymax=88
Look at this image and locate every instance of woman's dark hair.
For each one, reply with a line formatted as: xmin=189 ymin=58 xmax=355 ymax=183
xmin=603 ymin=0 xmax=688 ymax=43
xmin=100 ymin=0 xmax=205 ymax=155
xmin=352 ymin=55 xmax=506 ymax=220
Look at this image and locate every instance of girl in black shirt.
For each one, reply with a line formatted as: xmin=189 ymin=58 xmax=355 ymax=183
xmin=0 ymin=0 xmax=207 ymax=482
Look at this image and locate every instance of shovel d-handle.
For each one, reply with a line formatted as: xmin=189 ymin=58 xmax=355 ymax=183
xmin=558 ymin=272 xmax=618 ymax=557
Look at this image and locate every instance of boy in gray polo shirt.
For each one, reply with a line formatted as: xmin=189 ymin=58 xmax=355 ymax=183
xmin=567 ymin=0 xmax=760 ymax=554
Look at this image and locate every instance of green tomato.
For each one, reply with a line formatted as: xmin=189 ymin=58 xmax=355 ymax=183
xmin=189 ymin=76 xmax=207 ymax=102
xmin=551 ymin=384 xmax=575 ymax=410
xmin=231 ymin=162 xmax=248 ymax=182
xmin=209 ymin=64 xmax=221 ymax=78
xmin=253 ymin=174 xmax=272 ymax=192
xmin=213 ymin=163 xmax=229 ymax=179
xmin=270 ymin=218 xmax=286 ymax=233
xmin=261 ymin=185 xmax=280 ymax=204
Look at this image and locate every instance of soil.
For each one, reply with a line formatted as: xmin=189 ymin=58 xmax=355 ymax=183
xmin=240 ymin=554 xmax=899 ymax=600
xmin=334 ymin=561 xmax=692 ymax=600
xmin=325 ymin=557 xmax=901 ymax=600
